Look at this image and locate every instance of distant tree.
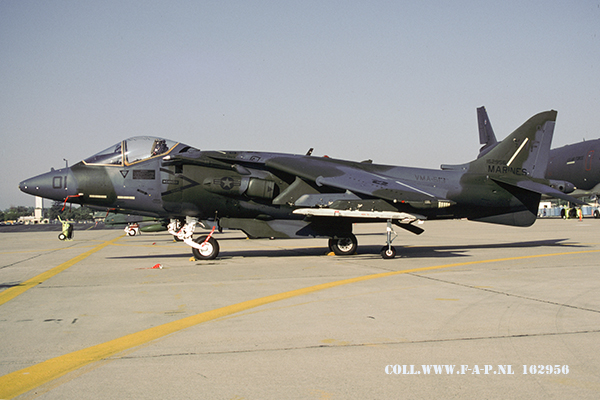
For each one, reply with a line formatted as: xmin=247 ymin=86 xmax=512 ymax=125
xmin=72 ymin=206 xmax=93 ymax=221
xmin=2 ymin=206 xmax=33 ymax=221
xmin=47 ymin=202 xmax=64 ymax=221
xmin=47 ymin=202 xmax=92 ymax=221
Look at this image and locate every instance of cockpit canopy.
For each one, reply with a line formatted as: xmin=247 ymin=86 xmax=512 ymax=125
xmin=83 ymin=137 xmax=179 ymax=166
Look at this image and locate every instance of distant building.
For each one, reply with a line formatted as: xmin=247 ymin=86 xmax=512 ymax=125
xmin=17 ymin=196 xmax=49 ymax=224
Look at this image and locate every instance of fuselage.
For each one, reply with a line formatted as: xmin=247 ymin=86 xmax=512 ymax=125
xmin=19 ymin=136 xmax=538 ymax=228
xmin=547 ymin=139 xmax=600 ymax=194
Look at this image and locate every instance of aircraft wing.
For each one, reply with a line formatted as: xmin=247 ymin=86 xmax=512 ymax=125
xmin=265 ymin=156 xmax=446 ymax=204
xmin=167 ymin=151 xmax=449 ymax=204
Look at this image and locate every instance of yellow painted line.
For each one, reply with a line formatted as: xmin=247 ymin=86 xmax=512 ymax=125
xmin=0 ymin=235 xmax=125 ymax=306
xmin=109 ymin=242 xmax=174 ymax=248
xmin=1 ymin=247 xmax=600 ymax=399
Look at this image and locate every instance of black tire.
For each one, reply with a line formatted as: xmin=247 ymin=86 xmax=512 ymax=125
xmin=329 ymin=233 xmax=357 ymax=256
xmin=380 ymin=246 xmax=396 ymax=259
xmin=127 ymin=229 xmax=137 ymax=236
xmin=191 ymin=236 xmax=220 ymax=260
xmin=594 ymin=210 xmax=600 ymax=219
xmin=58 ymin=233 xmax=67 ymax=241
xmin=569 ymin=208 xmax=578 ymax=219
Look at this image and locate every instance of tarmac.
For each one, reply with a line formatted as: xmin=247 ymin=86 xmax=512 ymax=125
xmin=1 ymin=218 xmax=599 ymax=399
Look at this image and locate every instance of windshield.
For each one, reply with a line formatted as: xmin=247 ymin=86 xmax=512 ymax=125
xmin=83 ymin=142 xmax=123 ymax=165
xmin=83 ymin=137 xmax=178 ymax=166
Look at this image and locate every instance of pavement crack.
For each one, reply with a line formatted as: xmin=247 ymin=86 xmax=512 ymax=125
xmin=110 ymin=329 xmax=600 ymax=360
xmin=0 ymin=252 xmax=51 ymax=269
xmin=409 ymin=273 xmax=600 ymax=314
xmin=0 ymin=243 xmax=79 ymax=269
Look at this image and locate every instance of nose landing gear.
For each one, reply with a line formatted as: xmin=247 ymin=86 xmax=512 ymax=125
xmin=169 ymin=217 xmax=221 ymax=260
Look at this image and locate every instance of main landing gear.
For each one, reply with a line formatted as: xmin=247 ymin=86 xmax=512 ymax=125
xmin=328 ymin=233 xmax=358 ymax=255
xmin=328 ymin=219 xmax=398 ymax=259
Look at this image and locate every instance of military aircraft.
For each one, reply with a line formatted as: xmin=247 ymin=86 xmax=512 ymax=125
xmin=546 ymin=140 xmax=600 ymax=198
xmin=99 ymin=212 xmax=170 ymax=235
xmin=474 ymin=106 xmax=600 ymax=198
xmin=19 ymin=110 xmax=583 ymax=259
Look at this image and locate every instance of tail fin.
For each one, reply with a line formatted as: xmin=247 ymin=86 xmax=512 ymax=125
xmin=470 ymin=110 xmax=556 ymax=179
xmin=470 ymin=109 xmax=585 ymax=208
xmin=477 ymin=106 xmax=498 ymax=158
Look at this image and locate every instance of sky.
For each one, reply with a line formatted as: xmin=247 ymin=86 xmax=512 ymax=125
xmin=1 ymin=1 xmax=599 ymax=209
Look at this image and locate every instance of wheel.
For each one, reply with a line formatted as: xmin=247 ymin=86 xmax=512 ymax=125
xmin=127 ymin=229 xmax=137 ymax=236
xmin=191 ymin=236 xmax=220 ymax=260
xmin=58 ymin=233 xmax=67 ymax=241
xmin=328 ymin=233 xmax=357 ymax=256
xmin=569 ymin=208 xmax=578 ymax=219
xmin=380 ymin=246 xmax=396 ymax=259
xmin=594 ymin=210 xmax=600 ymax=219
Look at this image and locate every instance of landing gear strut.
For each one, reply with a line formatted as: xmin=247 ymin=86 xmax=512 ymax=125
xmin=380 ymin=219 xmax=397 ymax=259
xmin=168 ymin=217 xmax=221 ymax=260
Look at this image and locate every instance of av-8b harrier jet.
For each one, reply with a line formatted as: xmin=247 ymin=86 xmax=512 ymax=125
xmin=20 ymin=110 xmax=582 ymax=259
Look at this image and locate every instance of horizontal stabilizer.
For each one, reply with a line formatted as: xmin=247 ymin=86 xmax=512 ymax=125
xmin=492 ymin=177 xmax=587 ymax=206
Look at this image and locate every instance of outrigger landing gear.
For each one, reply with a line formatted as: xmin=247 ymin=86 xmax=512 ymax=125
xmin=168 ymin=217 xmax=220 ymax=260
xmin=380 ymin=219 xmax=397 ymax=259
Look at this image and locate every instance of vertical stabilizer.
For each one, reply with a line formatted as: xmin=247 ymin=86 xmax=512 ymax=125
xmin=471 ymin=110 xmax=557 ymax=179
xmin=467 ymin=110 xmax=562 ymax=227
xmin=477 ymin=106 xmax=498 ymax=157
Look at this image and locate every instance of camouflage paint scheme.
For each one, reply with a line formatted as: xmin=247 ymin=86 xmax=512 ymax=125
xmin=20 ymin=111 xmax=583 ymax=259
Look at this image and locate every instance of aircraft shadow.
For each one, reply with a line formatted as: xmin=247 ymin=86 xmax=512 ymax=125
xmin=390 ymin=238 xmax=580 ymax=259
xmin=0 ymin=282 xmax=22 ymax=289
xmin=107 ymin=247 xmax=329 ymax=261
xmin=107 ymin=238 xmax=580 ymax=260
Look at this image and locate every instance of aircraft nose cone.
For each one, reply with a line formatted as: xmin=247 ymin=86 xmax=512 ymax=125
xmin=19 ymin=175 xmax=45 ymax=196
xmin=19 ymin=168 xmax=77 ymax=201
